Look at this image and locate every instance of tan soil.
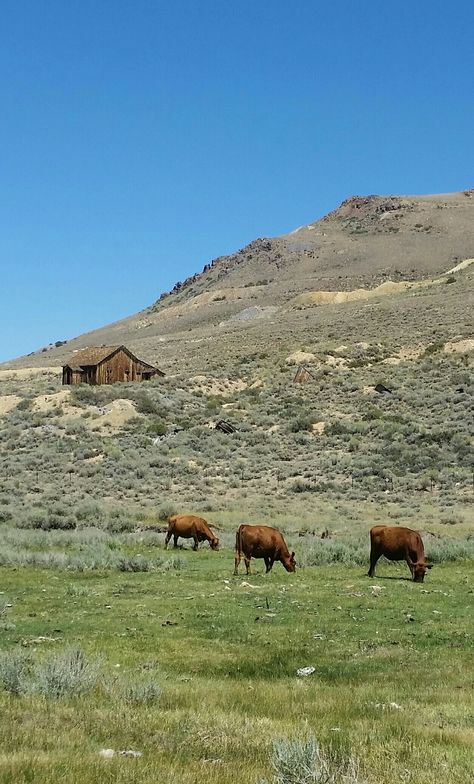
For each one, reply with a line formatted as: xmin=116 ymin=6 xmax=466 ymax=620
xmin=32 ymin=390 xmax=75 ymax=414
xmin=190 ymin=375 xmax=247 ymax=396
xmin=285 ymin=351 xmax=317 ymax=365
xmin=89 ymin=399 xmax=141 ymax=432
xmin=382 ymin=345 xmax=426 ymax=364
xmin=444 ymin=338 xmax=474 ymax=353
xmin=0 ymin=395 xmax=21 ymax=415
xmin=445 ymin=257 xmax=474 ymax=274
xmin=290 ymin=279 xmax=436 ymax=308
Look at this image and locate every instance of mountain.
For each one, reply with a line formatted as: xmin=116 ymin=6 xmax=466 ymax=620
xmin=3 ymin=190 xmax=474 ymax=376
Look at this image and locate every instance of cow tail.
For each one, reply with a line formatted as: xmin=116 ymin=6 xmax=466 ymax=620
xmin=235 ymin=525 xmax=243 ymax=557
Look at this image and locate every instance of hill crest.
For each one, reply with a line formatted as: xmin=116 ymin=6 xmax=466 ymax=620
xmin=3 ymin=189 xmax=474 ymax=370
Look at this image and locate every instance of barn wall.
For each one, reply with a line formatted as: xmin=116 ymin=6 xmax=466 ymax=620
xmin=62 ymin=368 xmax=87 ymax=385
xmin=96 ymin=350 xmax=155 ymax=384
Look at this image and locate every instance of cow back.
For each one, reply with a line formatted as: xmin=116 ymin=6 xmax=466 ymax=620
xmin=371 ymin=525 xmax=424 ymax=560
xmin=238 ymin=524 xmax=289 ymax=557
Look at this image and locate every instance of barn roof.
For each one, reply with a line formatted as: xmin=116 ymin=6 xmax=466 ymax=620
xmin=64 ymin=346 xmax=122 ymax=368
xmin=63 ymin=345 xmax=161 ymax=372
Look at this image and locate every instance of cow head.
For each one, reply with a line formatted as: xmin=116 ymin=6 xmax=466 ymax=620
xmin=210 ymin=537 xmax=220 ymax=551
xmin=411 ymin=560 xmax=433 ymax=582
xmin=282 ymin=551 xmax=296 ymax=572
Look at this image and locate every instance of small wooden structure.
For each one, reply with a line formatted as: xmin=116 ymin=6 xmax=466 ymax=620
xmin=293 ymin=366 xmax=315 ymax=384
xmin=62 ymin=345 xmax=164 ymax=386
xmin=215 ymin=420 xmax=237 ymax=434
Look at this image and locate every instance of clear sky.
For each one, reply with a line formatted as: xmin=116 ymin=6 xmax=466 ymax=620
xmin=1 ymin=0 xmax=473 ymax=362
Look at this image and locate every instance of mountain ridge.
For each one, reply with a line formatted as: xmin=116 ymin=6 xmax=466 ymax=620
xmin=3 ymin=189 xmax=474 ymax=371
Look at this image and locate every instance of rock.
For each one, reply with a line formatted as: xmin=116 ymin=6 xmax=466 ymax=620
xmin=297 ymin=666 xmax=316 ymax=677
xmin=99 ymin=749 xmax=115 ymax=759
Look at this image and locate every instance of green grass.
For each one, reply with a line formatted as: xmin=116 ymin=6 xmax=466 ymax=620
xmin=0 ymin=549 xmax=473 ymax=783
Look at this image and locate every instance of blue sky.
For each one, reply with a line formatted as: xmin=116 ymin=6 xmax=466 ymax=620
xmin=1 ymin=0 xmax=473 ymax=362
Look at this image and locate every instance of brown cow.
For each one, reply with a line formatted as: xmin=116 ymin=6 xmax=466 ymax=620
xmin=368 ymin=525 xmax=433 ymax=582
xmin=234 ymin=524 xmax=296 ymax=575
xmin=165 ymin=514 xmax=219 ymax=551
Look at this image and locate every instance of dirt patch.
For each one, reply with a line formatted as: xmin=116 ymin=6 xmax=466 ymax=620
xmin=90 ymin=399 xmax=141 ymax=432
xmin=382 ymin=345 xmax=425 ymax=364
xmin=444 ymin=338 xmax=474 ymax=353
xmin=226 ymin=306 xmax=279 ymax=323
xmin=0 ymin=395 xmax=21 ymax=416
xmin=28 ymin=390 xmax=140 ymax=433
xmin=285 ymin=351 xmax=317 ymax=365
xmin=312 ymin=421 xmax=325 ymax=434
xmin=445 ymin=257 xmax=474 ymax=274
xmin=290 ymin=279 xmax=436 ymax=308
xmin=190 ymin=375 xmax=247 ymax=397
xmin=32 ymin=390 xmax=76 ymax=414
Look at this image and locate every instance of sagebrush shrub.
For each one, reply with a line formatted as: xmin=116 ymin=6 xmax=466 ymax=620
xmin=33 ymin=648 xmax=100 ymax=698
xmin=0 ymin=650 xmax=31 ymax=695
xmin=120 ymin=678 xmax=162 ymax=704
xmin=260 ymin=736 xmax=364 ymax=784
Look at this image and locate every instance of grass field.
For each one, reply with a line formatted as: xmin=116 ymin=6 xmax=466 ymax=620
xmin=0 ymin=541 xmax=473 ymax=784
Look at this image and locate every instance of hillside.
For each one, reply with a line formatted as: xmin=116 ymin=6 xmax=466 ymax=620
xmin=0 ymin=189 xmax=472 ymax=539
xmin=3 ymin=189 xmax=474 ymax=374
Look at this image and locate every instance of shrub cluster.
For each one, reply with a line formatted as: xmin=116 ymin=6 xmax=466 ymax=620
xmin=259 ymin=735 xmax=364 ymax=784
xmin=0 ymin=647 xmax=162 ymax=703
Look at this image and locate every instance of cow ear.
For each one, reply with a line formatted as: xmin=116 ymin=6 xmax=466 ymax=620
xmin=291 ymin=551 xmax=295 ymax=558
xmin=426 ymin=563 xmax=434 ymax=569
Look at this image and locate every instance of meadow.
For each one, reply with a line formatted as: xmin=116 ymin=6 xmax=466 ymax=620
xmin=0 ymin=275 xmax=473 ymax=782
xmin=0 ymin=533 xmax=473 ymax=784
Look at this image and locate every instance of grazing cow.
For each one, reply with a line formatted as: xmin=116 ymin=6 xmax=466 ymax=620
xmin=234 ymin=524 xmax=296 ymax=575
xmin=165 ymin=514 xmax=219 ymax=551
xmin=368 ymin=525 xmax=433 ymax=582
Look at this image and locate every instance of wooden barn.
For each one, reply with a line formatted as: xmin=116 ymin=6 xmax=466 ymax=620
xmin=62 ymin=345 xmax=164 ymax=386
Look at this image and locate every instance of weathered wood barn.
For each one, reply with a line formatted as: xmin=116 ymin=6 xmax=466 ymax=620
xmin=62 ymin=346 xmax=164 ymax=385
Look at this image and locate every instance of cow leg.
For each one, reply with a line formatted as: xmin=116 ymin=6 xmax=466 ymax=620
xmin=173 ymin=534 xmax=179 ymax=548
xmin=233 ymin=551 xmax=241 ymax=575
xmin=368 ymin=550 xmax=379 ymax=577
xmin=406 ymin=558 xmax=415 ymax=580
xmin=193 ymin=535 xmax=199 ymax=551
xmin=265 ymin=557 xmax=274 ymax=573
xmin=244 ymin=556 xmax=251 ymax=575
xmin=164 ymin=531 xmax=171 ymax=549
